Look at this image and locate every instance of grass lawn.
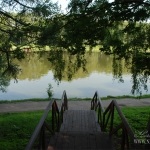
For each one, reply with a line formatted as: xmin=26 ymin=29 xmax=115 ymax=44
xmin=0 ymin=107 xmax=149 ymax=150
xmin=122 ymin=106 xmax=150 ymax=132
xmin=110 ymin=106 xmax=150 ymax=132
xmin=0 ymin=111 xmax=45 ymax=150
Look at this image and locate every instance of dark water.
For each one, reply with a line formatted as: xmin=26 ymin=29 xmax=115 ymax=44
xmin=0 ymin=52 xmax=149 ymax=100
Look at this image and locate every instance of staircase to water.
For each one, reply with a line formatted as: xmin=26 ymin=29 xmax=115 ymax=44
xmin=48 ymin=110 xmax=113 ymax=150
xmin=26 ymin=91 xmax=149 ymax=150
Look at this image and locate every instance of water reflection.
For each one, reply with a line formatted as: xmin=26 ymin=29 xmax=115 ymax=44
xmin=0 ymin=71 xmax=135 ymax=100
xmin=0 ymin=52 xmax=149 ymax=100
xmin=14 ymin=52 xmax=129 ymax=80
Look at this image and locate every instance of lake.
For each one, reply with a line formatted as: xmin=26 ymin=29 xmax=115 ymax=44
xmin=0 ymin=52 xmax=149 ymax=100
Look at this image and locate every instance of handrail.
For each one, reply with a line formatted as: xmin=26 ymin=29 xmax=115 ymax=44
xmin=52 ymin=90 xmax=68 ymax=131
xmin=103 ymin=100 xmax=136 ymax=149
xmin=91 ymin=91 xmax=136 ymax=149
xmin=91 ymin=91 xmax=105 ymax=126
xmin=59 ymin=90 xmax=68 ymax=124
xmin=25 ymin=90 xmax=68 ymax=150
xmin=103 ymin=100 xmax=135 ymax=136
xmin=112 ymin=100 xmax=135 ymax=139
xmin=52 ymin=100 xmax=60 ymax=131
xmin=25 ymin=100 xmax=54 ymax=150
xmin=61 ymin=90 xmax=68 ymax=111
xmin=91 ymin=91 xmax=105 ymax=112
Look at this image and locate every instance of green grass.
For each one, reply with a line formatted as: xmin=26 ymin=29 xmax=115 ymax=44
xmin=0 ymin=111 xmax=46 ymax=150
xmin=121 ymin=106 xmax=150 ymax=132
xmin=104 ymin=106 xmax=150 ymax=149
xmin=109 ymin=106 xmax=149 ymax=148
xmin=105 ymin=106 xmax=150 ymax=133
xmin=101 ymin=94 xmax=150 ymax=100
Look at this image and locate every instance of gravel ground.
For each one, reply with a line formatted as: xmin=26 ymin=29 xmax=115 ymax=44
xmin=0 ymin=98 xmax=150 ymax=113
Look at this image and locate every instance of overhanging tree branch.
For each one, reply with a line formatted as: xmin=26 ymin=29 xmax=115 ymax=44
xmin=13 ymin=0 xmax=33 ymax=9
xmin=113 ymin=0 xmax=150 ymax=6
xmin=0 ymin=10 xmax=30 ymax=26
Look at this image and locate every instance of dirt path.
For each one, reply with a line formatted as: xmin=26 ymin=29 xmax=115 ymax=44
xmin=0 ymin=98 xmax=150 ymax=113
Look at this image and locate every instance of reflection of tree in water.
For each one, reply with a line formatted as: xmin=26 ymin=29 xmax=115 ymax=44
xmin=0 ymin=53 xmax=12 ymax=92
xmin=0 ymin=65 xmax=10 ymax=92
xmin=0 ymin=77 xmax=9 ymax=92
xmin=13 ymin=52 xmax=50 ymax=80
xmin=0 ymin=42 xmax=23 ymax=92
xmin=48 ymin=49 xmax=86 ymax=82
xmin=111 ymin=53 xmax=150 ymax=95
xmin=112 ymin=55 xmax=124 ymax=83
xmin=131 ymin=53 xmax=150 ymax=95
xmin=99 ymin=21 xmax=150 ymax=95
xmin=48 ymin=49 xmax=150 ymax=95
xmin=0 ymin=49 xmax=150 ymax=95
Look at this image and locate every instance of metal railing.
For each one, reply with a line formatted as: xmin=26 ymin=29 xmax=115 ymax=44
xmin=103 ymin=100 xmax=135 ymax=150
xmin=91 ymin=91 xmax=105 ymax=127
xmin=91 ymin=91 xmax=136 ymax=150
xmin=25 ymin=90 xmax=68 ymax=150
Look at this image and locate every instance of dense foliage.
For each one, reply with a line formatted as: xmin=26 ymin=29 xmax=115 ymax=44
xmin=0 ymin=0 xmax=150 ymax=94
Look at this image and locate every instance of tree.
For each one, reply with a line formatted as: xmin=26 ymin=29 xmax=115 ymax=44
xmin=46 ymin=0 xmax=149 ymax=94
xmin=0 ymin=0 xmax=60 ymax=79
xmin=0 ymin=0 xmax=150 ymax=94
xmin=56 ymin=0 xmax=150 ymax=94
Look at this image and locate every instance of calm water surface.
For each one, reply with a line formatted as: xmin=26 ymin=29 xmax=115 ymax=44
xmin=0 ymin=52 xmax=149 ymax=100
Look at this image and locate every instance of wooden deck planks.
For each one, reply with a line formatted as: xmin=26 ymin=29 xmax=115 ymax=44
xmin=48 ymin=110 xmax=113 ymax=150
xmin=48 ymin=132 xmax=113 ymax=150
xmin=60 ymin=110 xmax=101 ymax=133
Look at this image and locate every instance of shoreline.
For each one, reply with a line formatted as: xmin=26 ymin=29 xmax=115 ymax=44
xmin=0 ymin=94 xmax=150 ymax=104
xmin=0 ymin=98 xmax=150 ymax=113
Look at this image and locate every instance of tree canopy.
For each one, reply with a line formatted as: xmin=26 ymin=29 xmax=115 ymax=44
xmin=0 ymin=0 xmax=150 ymax=94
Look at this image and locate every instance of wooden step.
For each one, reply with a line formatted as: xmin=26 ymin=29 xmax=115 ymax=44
xmin=60 ymin=110 xmax=101 ymax=133
xmin=48 ymin=110 xmax=113 ymax=149
xmin=48 ymin=132 xmax=113 ymax=150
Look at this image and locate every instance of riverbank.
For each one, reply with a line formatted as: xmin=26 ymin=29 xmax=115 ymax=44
xmin=1 ymin=94 xmax=150 ymax=103
xmin=0 ymin=98 xmax=150 ymax=113
xmin=1 ymin=106 xmax=149 ymax=150
xmin=0 ymin=99 xmax=150 ymax=150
